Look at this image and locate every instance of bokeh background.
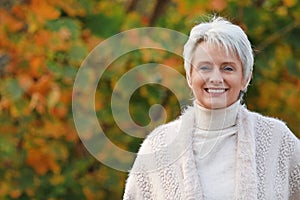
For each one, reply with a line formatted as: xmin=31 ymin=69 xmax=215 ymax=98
xmin=1 ymin=0 xmax=300 ymax=199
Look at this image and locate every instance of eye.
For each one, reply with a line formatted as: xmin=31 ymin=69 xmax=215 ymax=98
xmin=197 ymin=65 xmax=211 ymax=71
xmin=223 ymin=65 xmax=234 ymax=71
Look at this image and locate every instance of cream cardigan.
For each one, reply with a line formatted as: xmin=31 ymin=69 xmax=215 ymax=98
xmin=123 ymin=104 xmax=300 ymax=200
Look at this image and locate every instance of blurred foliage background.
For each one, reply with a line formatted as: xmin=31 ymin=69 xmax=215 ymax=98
xmin=0 ymin=0 xmax=300 ymax=199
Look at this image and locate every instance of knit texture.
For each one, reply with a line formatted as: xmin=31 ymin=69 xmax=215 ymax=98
xmin=123 ymin=104 xmax=300 ymax=200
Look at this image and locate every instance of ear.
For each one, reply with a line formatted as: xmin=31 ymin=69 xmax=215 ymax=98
xmin=187 ymin=74 xmax=193 ymax=88
xmin=242 ymin=71 xmax=253 ymax=91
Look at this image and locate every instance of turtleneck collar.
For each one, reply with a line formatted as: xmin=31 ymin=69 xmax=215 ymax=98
xmin=194 ymin=100 xmax=240 ymax=131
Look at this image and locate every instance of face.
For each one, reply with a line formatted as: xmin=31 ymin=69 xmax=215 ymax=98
xmin=189 ymin=42 xmax=248 ymax=109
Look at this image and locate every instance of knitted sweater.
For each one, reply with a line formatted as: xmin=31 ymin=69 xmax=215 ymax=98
xmin=123 ymin=104 xmax=300 ymax=200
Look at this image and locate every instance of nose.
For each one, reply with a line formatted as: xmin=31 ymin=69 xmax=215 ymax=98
xmin=209 ymin=68 xmax=223 ymax=84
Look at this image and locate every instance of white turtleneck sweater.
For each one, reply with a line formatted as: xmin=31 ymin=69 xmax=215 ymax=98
xmin=193 ymin=101 xmax=239 ymax=200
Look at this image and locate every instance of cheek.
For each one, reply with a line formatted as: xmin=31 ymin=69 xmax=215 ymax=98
xmin=238 ymin=79 xmax=247 ymax=91
xmin=190 ymin=73 xmax=205 ymax=88
xmin=231 ymin=74 xmax=245 ymax=89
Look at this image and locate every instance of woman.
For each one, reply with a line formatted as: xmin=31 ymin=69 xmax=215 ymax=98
xmin=123 ymin=16 xmax=300 ymax=199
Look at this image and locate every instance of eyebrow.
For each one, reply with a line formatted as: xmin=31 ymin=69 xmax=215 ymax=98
xmin=222 ymin=62 xmax=238 ymax=66
xmin=193 ymin=61 xmax=238 ymax=66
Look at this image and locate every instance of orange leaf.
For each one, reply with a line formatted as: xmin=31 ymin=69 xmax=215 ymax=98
xmin=28 ymin=75 xmax=52 ymax=96
xmin=209 ymin=0 xmax=227 ymax=11
xmin=12 ymin=4 xmax=26 ymax=19
xmin=29 ymin=56 xmax=45 ymax=78
xmin=60 ymin=89 xmax=72 ymax=104
xmin=43 ymin=120 xmax=65 ymax=139
xmin=9 ymin=189 xmax=22 ymax=199
xmin=18 ymin=74 xmax=34 ymax=92
xmin=30 ymin=0 xmax=60 ymax=22
xmin=64 ymin=125 xmax=79 ymax=142
xmin=0 ymin=8 xmax=24 ymax=32
xmin=26 ymin=147 xmax=60 ymax=175
xmin=49 ymin=104 xmax=68 ymax=119
xmin=283 ymin=0 xmax=297 ymax=7
xmin=34 ymin=30 xmax=51 ymax=47
xmin=26 ymin=148 xmax=48 ymax=175
xmin=83 ymin=187 xmax=96 ymax=200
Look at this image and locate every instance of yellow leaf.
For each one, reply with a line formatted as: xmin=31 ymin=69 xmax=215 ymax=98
xmin=83 ymin=187 xmax=96 ymax=200
xmin=50 ymin=174 xmax=65 ymax=186
xmin=0 ymin=182 xmax=9 ymax=197
xmin=47 ymin=84 xmax=61 ymax=109
xmin=277 ymin=6 xmax=288 ymax=17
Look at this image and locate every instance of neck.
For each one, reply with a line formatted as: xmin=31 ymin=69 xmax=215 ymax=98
xmin=194 ymin=101 xmax=240 ymax=131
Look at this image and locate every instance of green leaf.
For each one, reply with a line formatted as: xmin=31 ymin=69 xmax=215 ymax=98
xmin=46 ymin=18 xmax=81 ymax=40
xmin=68 ymin=43 xmax=88 ymax=65
xmin=286 ymin=58 xmax=300 ymax=77
xmin=47 ymin=61 xmax=63 ymax=77
xmin=6 ymin=78 xmax=24 ymax=100
xmin=47 ymin=61 xmax=77 ymax=79
xmin=84 ymin=12 xmax=124 ymax=38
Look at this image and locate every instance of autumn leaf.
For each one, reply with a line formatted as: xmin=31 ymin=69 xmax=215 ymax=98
xmin=53 ymin=0 xmax=87 ymax=17
xmin=9 ymin=189 xmax=22 ymax=199
xmin=29 ymin=0 xmax=60 ymax=22
xmin=283 ymin=0 xmax=297 ymax=7
xmin=26 ymin=147 xmax=60 ymax=175
xmin=0 ymin=9 xmax=24 ymax=32
xmin=27 ymin=75 xmax=52 ymax=96
xmin=209 ymin=0 xmax=227 ymax=11
xmin=33 ymin=30 xmax=51 ymax=47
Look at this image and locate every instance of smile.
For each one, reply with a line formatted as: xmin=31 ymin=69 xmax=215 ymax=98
xmin=205 ymin=88 xmax=228 ymax=94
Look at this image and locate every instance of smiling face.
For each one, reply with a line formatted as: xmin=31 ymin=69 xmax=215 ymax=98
xmin=189 ymin=42 xmax=249 ymax=109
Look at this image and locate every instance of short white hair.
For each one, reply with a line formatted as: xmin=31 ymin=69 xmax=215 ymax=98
xmin=183 ymin=16 xmax=254 ymax=85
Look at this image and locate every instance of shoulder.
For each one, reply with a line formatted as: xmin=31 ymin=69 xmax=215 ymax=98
xmin=137 ymin=118 xmax=182 ymax=155
xmin=129 ymin=116 xmax=185 ymax=174
xmin=243 ymin=106 xmax=300 ymax=149
xmin=242 ymin=106 xmax=290 ymax=132
xmin=138 ymin=105 xmax=194 ymax=153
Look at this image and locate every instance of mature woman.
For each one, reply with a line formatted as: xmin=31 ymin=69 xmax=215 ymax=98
xmin=123 ymin=16 xmax=300 ymax=199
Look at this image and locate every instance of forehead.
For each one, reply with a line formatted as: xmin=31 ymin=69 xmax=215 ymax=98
xmin=192 ymin=42 xmax=240 ymax=64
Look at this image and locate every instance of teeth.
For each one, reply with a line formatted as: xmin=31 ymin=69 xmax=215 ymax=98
xmin=207 ymin=89 xmax=226 ymax=93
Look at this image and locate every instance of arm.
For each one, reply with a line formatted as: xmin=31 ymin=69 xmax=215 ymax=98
xmin=289 ymin=133 xmax=300 ymax=199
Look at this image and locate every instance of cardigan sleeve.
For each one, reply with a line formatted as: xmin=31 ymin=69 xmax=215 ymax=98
xmin=123 ymin=126 xmax=163 ymax=200
xmin=123 ymin=141 xmax=153 ymax=200
xmin=274 ymin=119 xmax=300 ymax=199
xmin=123 ymin=173 xmax=139 ymax=200
xmin=289 ymin=130 xmax=300 ymax=200
xmin=256 ymin=113 xmax=300 ymax=200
